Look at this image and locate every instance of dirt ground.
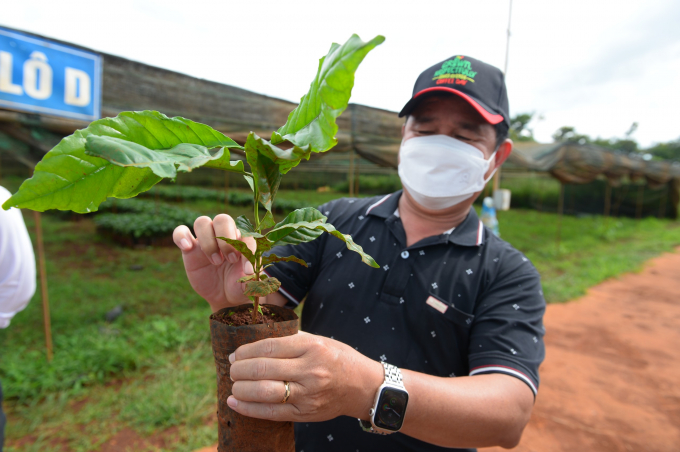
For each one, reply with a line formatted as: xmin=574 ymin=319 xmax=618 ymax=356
xmin=483 ymin=247 xmax=680 ymax=452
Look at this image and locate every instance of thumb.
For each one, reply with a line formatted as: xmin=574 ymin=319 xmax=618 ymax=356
xmin=242 ymin=254 xmax=254 ymax=275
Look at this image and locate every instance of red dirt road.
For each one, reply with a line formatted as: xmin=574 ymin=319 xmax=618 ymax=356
xmin=194 ymin=248 xmax=680 ymax=452
xmin=484 ymin=247 xmax=680 ymax=452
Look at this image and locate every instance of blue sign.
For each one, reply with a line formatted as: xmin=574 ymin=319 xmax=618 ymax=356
xmin=0 ymin=27 xmax=101 ymax=121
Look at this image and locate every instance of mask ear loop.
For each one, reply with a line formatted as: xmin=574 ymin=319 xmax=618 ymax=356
xmin=483 ymin=150 xmax=499 ymax=184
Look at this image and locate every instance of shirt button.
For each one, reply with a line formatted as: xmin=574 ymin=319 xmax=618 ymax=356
xmin=401 ymin=251 xmax=409 ymax=259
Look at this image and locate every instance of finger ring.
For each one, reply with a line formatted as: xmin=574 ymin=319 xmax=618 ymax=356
xmin=281 ymin=381 xmax=291 ymax=404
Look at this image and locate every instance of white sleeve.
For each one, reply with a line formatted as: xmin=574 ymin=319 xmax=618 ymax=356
xmin=0 ymin=186 xmax=37 ymax=328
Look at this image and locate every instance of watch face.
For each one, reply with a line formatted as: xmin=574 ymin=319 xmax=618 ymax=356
xmin=373 ymin=387 xmax=409 ymax=431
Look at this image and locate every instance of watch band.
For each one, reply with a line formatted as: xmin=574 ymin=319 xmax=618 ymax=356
xmin=382 ymin=362 xmax=405 ymax=387
xmin=358 ymin=362 xmax=406 ymax=435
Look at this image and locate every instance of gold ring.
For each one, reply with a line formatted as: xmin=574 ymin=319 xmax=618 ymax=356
xmin=281 ymin=381 xmax=291 ymax=404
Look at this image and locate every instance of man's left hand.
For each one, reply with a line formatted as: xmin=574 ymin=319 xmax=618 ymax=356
xmin=227 ymin=331 xmax=383 ymax=422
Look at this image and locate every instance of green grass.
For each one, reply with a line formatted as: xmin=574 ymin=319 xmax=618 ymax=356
xmin=1 ymin=191 xmax=679 ymax=451
xmin=494 ymin=209 xmax=680 ymax=302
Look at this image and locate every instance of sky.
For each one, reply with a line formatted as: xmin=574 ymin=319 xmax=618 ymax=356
xmin=3 ymin=0 xmax=679 ymax=147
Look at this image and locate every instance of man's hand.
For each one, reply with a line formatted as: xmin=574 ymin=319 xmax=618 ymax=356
xmin=173 ymin=214 xmax=256 ymax=312
xmin=227 ymin=332 xmax=384 ymax=422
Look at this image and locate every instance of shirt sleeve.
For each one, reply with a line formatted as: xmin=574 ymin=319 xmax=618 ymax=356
xmin=0 ymin=186 xmax=37 ymax=329
xmin=467 ymin=253 xmax=546 ymax=396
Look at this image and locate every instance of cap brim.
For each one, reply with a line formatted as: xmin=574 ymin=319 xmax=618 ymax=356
xmin=398 ymin=87 xmax=505 ymax=125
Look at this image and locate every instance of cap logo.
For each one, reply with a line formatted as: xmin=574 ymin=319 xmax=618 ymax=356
xmin=432 ymin=56 xmax=477 ymax=86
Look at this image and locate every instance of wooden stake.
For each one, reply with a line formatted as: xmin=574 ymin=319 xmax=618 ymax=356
xmin=556 ymin=182 xmax=564 ymax=253
xmin=33 ymin=211 xmax=53 ymax=362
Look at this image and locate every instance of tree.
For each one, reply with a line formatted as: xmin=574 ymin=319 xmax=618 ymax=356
xmin=646 ymin=138 xmax=680 ymax=161
xmin=552 ymin=126 xmax=590 ymax=144
xmin=509 ymin=113 xmax=536 ymax=142
xmin=592 ymin=138 xmax=639 ymax=154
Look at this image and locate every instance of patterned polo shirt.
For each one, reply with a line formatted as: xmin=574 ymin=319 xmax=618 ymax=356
xmin=265 ymin=190 xmax=546 ymax=452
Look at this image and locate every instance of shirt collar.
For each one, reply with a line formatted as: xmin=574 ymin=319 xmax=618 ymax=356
xmin=367 ymin=190 xmax=485 ymax=247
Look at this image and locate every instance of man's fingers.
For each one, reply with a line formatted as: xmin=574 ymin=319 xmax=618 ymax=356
xmin=226 ymin=396 xmax=302 ymax=421
xmin=194 ymin=216 xmax=225 ymax=265
xmin=232 ymin=334 xmax=311 ymax=362
xmin=231 ymin=380 xmax=298 ymax=404
xmin=230 ymin=357 xmax=301 ymax=382
xmin=213 ymin=214 xmax=240 ymax=263
xmin=172 ymin=225 xmax=196 ymax=252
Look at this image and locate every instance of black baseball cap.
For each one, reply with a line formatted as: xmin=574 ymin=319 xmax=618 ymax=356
xmin=399 ymin=55 xmax=509 ymax=126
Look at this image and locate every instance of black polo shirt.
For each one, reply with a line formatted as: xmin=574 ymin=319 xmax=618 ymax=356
xmin=265 ymin=190 xmax=546 ymax=452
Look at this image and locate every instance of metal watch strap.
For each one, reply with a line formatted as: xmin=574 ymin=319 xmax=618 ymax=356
xmin=382 ymin=362 xmax=405 ymax=387
xmin=358 ymin=362 xmax=405 ymax=434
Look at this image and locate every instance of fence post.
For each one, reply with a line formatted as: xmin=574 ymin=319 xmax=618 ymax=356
xmin=33 ymin=211 xmax=53 ymax=362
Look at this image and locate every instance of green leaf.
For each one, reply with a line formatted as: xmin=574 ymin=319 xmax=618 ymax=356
xmin=215 ymin=236 xmax=255 ymax=265
xmin=243 ymin=175 xmax=255 ymax=192
xmin=2 ymin=111 xmax=242 ymax=213
xmin=253 ymin=236 xmax=274 ymax=253
xmin=262 ymin=253 xmax=308 ymax=267
xmin=325 ymin=228 xmax=379 ymax=268
xmin=261 ymin=211 xmax=276 ymax=229
xmin=235 ymin=215 xmax=263 ymax=238
xmin=247 ymin=131 xmax=312 ymax=175
xmin=85 ymin=136 xmax=245 ymax=178
xmin=244 ymin=278 xmax=282 ymax=297
xmin=267 ymin=207 xmax=378 ymax=268
xmin=267 ymin=207 xmax=327 ymax=246
xmin=237 ymin=274 xmax=258 ymax=283
xmin=245 ymin=133 xmax=282 ymax=214
xmin=271 ymin=34 xmax=385 ymax=153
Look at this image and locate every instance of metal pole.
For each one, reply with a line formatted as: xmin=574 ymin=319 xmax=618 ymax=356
xmin=504 ymin=0 xmax=513 ymax=75
xmin=556 ymin=182 xmax=564 ymax=252
xmin=492 ymin=0 xmax=513 ymax=194
xmin=33 ymin=211 xmax=53 ymax=362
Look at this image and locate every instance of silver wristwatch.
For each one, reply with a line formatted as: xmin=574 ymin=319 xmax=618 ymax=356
xmin=358 ymin=362 xmax=409 ymax=435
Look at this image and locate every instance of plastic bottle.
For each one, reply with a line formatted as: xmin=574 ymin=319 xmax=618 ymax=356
xmin=481 ymin=197 xmax=500 ymax=237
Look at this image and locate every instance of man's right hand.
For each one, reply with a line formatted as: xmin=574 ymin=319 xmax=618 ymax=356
xmin=172 ymin=214 xmax=256 ymax=312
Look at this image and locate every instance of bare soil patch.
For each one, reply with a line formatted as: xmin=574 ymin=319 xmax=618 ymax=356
xmin=483 ymin=247 xmax=680 ymax=452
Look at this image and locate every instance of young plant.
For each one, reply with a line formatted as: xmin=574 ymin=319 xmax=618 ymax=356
xmin=3 ymin=34 xmax=383 ymax=323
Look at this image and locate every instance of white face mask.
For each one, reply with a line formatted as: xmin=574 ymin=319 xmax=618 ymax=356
xmin=398 ymin=135 xmax=497 ymax=210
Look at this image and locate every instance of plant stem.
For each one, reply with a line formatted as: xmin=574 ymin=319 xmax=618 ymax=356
xmin=252 ymin=296 xmax=259 ymax=324
xmin=251 ymin=258 xmax=262 ymax=324
xmin=254 ymin=198 xmax=260 ymax=229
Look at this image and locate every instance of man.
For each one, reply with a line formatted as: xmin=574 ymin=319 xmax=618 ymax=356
xmin=173 ymin=55 xmax=545 ymax=451
xmin=0 ymin=185 xmax=37 ymax=452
